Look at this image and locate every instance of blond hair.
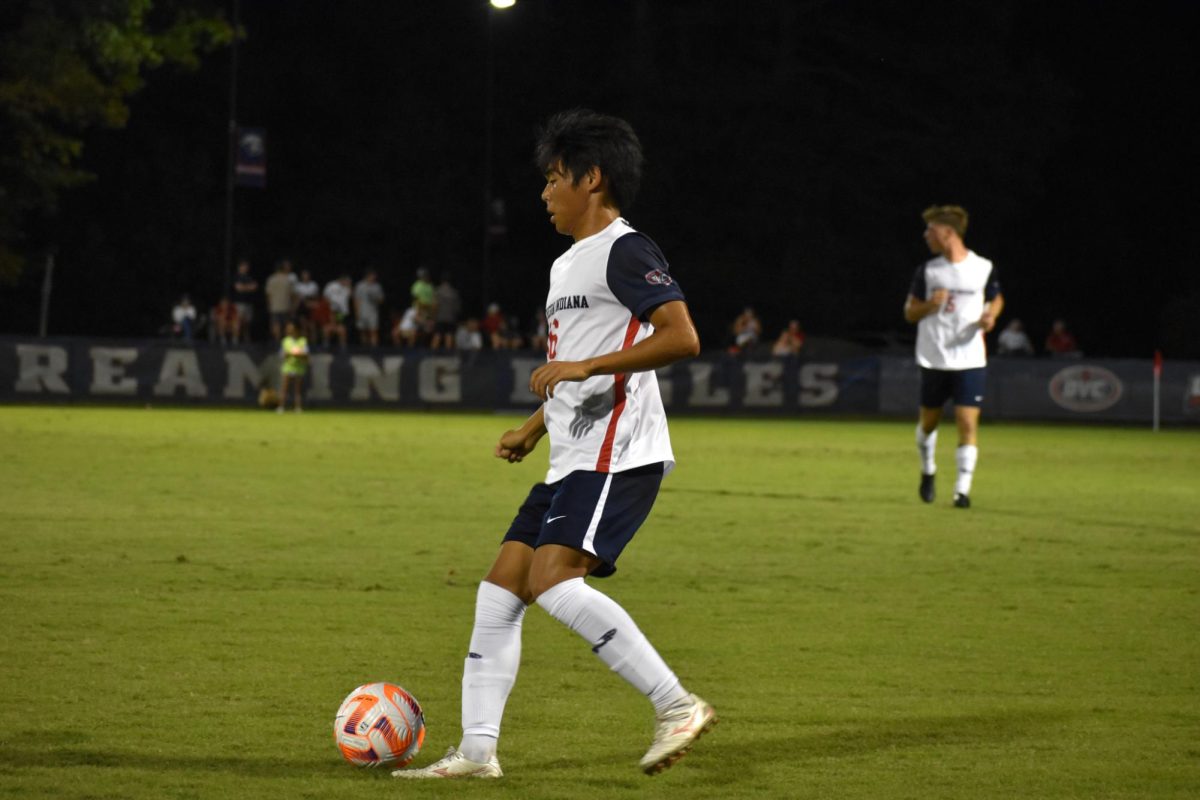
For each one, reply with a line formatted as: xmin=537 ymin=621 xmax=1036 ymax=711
xmin=922 ymin=205 xmax=968 ymax=239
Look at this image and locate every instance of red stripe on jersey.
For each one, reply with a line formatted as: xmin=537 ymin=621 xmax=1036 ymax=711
xmin=595 ymin=316 xmax=643 ymax=472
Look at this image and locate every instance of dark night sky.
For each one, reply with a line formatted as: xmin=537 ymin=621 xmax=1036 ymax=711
xmin=3 ymin=0 xmax=1198 ymax=358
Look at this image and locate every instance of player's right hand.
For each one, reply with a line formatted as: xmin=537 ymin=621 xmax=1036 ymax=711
xmin=495 ymin=428 xmax=539 ymax=463
xmin=929 ymin=288 xmax=949 ymax=306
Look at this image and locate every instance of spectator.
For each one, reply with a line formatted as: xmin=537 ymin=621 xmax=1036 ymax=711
xmin=279 ymin=320 xmax=309 ymax=413
xmin=294 ymin=268 xmax=320 ymax=338
xmin=171 ymin=295 xmax=198 ymax=341
xmin=528 ymin=309 xmax=548 ymax=353
xmin=430 ymin=272 xmax=462 ymax=350
xmin=996 ymin=319 xmax=1034 ymax=356
xmin=323 ymin=274 xmax=353 ymax=350
xmin=455 ymin=317 xmax=484 ymax=352
xmin=354 ymin=270 xmax=385 ymax=347
xmin=264 ymin=259 xmax=295 ymax=341
xmin=730 ymin=306 xmax=762 ymax=353
xmin=309 ymin=293 xmax=334 ymax=348
xmin=211 ymin=296 xmax=240 ymax=345
xmin=232 ymin=259 xmax=258 ymax=342
xmin=481 ymin=302 xmax=509 ymax=349
xmin=771 ymin=319 xmax=806 ymax=357
xmin=393 ymin=303 xmax=431 ymax=348
xmin=1044 ymin=319 xmax=1081 ymax=357
xmin=411 ymin=266 xmax=436 ymax=314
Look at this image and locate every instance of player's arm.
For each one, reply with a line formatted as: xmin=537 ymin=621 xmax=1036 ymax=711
xmin=904 ymin=289 xmax=948 ymax=323
xmin=529 ymin=300 xmax=700 ymax=401
xmin=979 ymin=292 xmax=1004 ymax=333
xmin=495 ymin=405 xmax=547 ymax=463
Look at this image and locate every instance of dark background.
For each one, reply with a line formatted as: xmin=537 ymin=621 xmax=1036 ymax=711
xmin=3 ymin=0 xmax=1197 ymax=358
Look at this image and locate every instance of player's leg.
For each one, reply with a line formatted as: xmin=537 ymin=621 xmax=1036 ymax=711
xmin=394 ymin=484 xmax=554 ymax=780
xmin=950 ymin=368 xmax=985 ymax=508
xmin=916 ymin=368 xmax=950 ymax=502
xmin=528 ymin=466 xmax=715 ymax=773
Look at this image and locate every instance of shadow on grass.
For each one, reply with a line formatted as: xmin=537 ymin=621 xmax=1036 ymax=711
xmin=517 ymin=708 xmax=1072 ymax=785
xmin=0 ymin=746 xmax=349 ymax=778
xmin=0 ymin=709 xmax=1069 ymax=785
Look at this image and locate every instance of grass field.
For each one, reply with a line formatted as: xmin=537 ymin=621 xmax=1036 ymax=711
xmin=0 ymin=406 xmax=1197 ymax=800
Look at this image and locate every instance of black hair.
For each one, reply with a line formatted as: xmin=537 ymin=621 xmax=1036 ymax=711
xmin=534 ymin=109 xmax=643 ymax=211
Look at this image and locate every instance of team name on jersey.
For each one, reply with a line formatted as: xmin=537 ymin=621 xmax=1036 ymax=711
xmin=545 ymin=294 xmax=591 ymax=317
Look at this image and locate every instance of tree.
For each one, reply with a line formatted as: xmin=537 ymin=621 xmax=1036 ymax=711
xmin=0 ymin=0 xmax=233 ymax=282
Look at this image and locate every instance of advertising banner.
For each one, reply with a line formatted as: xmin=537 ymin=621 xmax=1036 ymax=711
xmin=1 ymin=338 xmax=1195 ymax=424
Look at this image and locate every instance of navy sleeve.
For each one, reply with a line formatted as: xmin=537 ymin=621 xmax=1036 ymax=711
xmin=984 ymin=265 xmax=1001 ymax=301
xmin=606 ymin=232 xmax=687 ymax=321
xmin=908 ymin=264 xmax=927 ymax=299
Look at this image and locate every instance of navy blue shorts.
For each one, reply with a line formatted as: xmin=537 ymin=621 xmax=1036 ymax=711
xmin=920 ymin=366 xmax=986 ymax=409
xmin=502 ymin=462 xmax=665 ymax=578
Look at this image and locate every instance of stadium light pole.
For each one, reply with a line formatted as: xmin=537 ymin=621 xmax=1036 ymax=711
xmin=222 ymin=0 xmax=241 ymax=301
xmin=482 ymin=0 xmax=515 ymax=311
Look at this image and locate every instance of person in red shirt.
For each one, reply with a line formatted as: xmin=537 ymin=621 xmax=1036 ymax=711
xmin=1044 ymin=319 xmax=1080 ymax=357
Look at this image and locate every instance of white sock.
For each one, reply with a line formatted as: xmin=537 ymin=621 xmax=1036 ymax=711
xmin=916 ymin=425 xmax=938 ymax=475
xmin=955 ymin=444 xmax=978 ymax=496
xmin=537 ymin=577 xmax=687 ymax=715
xmin=459 ymin=581 xmax=526 ymax=762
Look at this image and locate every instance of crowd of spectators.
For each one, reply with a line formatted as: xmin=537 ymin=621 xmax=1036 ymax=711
xmin=171 ymin=264 xmax=1087 ymax=361
xmin=721 ymin=309 xmax=1082 ymax=359
xmin=170 ymin=258 xmax=554 ymax=354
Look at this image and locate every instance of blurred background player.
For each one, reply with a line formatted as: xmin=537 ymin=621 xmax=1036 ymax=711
xmin=393 ymin=109 xmax=713 ymax=781
xmin=903 ymin=205 xmax=1004 ymax=509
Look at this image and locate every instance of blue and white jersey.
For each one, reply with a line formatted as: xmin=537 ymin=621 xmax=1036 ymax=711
xmin=909 ymin=251 xmax=1000 ymax=371
xmin=542 ymin=218 xmax=686 ymax=484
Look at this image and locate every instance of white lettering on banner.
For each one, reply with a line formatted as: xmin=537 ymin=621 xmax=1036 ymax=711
xmin=419 ymin=357 xmax=462 ymax=403
xmin=153 ymin=350 xmax=208 ymax=397
xmin=1048 ymin=365 xmax=1123 ymax=412
xmin=350 ymin=355 xmax=403 ymax=401
xmin=509 ymin=357 xmax=543 ymax=404
xmin=687 ymin=362 xmax=731 ymax=407
xmin=307 ymin=354 xmax=334 ymax=401
xmin=15 ymin=345 xmax=70 ymax=394
xmin=89 ymin=347 xmax=139 ymax=395
xmin=743 ymin=362 xmax=784 ymax=407
xmin=222 ymin=351 xmax=276 ymax=399
xmin=799 ymin=363 xmax=839 ymax=407
xmin=656 ymin=366 xmax=673 ymax=406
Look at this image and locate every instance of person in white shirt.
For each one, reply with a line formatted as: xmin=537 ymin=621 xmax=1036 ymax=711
xmin=903 ymin=205 xmax=1004 ymax=509
xmin=394 ymin=110 xmax=713 ymax=782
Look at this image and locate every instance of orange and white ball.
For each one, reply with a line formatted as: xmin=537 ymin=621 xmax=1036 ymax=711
xmin=333 ymin=682 xmax=425 ymax=767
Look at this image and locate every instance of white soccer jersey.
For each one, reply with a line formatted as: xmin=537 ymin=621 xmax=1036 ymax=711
xmin=542 ymin=218 xmax=686 ymax=484
xmin=909 ymin=251 xmax=1001 ymax=370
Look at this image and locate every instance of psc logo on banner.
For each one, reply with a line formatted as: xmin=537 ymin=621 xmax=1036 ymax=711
xmin=1048 ymin=365 xmax=1124 ymax=413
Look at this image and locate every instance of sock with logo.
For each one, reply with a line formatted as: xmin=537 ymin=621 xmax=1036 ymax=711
xmin=955 ymin=444 xmax=978 ymax=496
xmin=537 ymin=576 xmax=687 ymax=715
xmin=916 ymin=425 xmax=938 ymax=475
xmin=459 ymin=581 xmax=526 ymax=763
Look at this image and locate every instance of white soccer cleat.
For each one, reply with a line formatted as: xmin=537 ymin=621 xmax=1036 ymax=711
xmin=391 ymin=746 xmax=502 ymax=779
xmin=639 ymin=693 xmax=717 ymax=775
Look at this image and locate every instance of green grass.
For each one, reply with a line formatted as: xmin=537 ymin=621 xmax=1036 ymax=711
xmin=0 ymin=406 xmax=1197 ymax=799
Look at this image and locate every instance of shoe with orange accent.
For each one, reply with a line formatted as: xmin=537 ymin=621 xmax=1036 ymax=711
xmin=639 ymin=693 xmax=717 ymax=775
xmin=391 ymin=746 xmax=502 ymax=779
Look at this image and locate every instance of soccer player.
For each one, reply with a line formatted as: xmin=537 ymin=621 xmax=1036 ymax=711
xmin=904 ymin=205 xmax=1004 ymax=508
xmin=393 ymin=110 xmax=715 ymax=779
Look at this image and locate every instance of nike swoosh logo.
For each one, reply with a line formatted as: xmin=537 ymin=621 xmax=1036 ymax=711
xmin=546 ymin=515 xmax=566 ymax=523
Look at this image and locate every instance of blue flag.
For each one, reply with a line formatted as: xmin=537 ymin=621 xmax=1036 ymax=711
xmin=235 ymin=127 xmax=267 ymax=188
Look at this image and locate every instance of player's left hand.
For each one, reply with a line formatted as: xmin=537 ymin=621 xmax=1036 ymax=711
xmin=979 ymin=310 xmax=997 ymax=332
xmin=530 ymin=360 xmax=591 ymax=400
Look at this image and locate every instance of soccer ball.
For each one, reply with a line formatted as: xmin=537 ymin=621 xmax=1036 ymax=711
xmin=333 ymin=682 xmax=426 ymax=767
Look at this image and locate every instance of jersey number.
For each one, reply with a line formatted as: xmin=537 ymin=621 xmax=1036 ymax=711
xmin=547 ymin=318 xmax=560 ymax=359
